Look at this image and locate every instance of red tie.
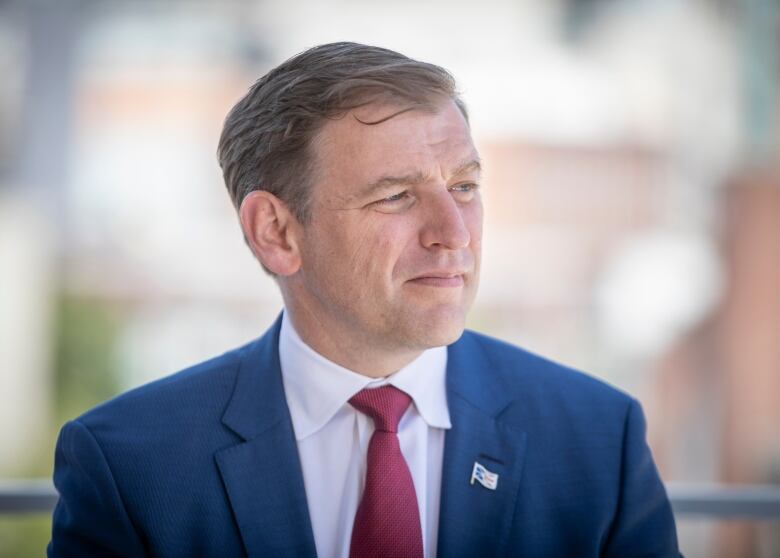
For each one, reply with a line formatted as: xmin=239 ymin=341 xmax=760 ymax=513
xmin=348 ymin=385 xmax=424 ymax=558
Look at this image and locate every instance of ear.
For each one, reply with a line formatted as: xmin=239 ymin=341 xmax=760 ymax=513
xmin=239 ymin=190 xmax=302 ymax=276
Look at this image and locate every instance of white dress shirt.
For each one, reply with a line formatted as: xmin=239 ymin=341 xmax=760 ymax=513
xmin=278 ymin=312 xmax=451 ymax=558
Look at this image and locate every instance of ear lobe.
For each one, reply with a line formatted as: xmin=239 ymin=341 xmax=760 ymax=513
xmin=239 ymin=190 xmax=302 ymax=276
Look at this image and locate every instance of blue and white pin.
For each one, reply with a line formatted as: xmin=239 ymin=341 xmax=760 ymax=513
xmin=470 ymin=461 xmax=499 ymax=490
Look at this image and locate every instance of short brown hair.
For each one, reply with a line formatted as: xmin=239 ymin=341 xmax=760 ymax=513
xmin=217 ymin=42 xmax=466 ymax=224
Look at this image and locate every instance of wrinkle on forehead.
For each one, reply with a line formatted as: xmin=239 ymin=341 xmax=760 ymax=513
xmin=311 ymin=100 xmax=475 ymax=209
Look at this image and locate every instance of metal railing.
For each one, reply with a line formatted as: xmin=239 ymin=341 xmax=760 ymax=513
xmin=666 ymin=483 xmax=780 ymax=519
xmin=2 ymin=479 xmax=780 ymax=518
xmin=0 ymin=479 xmax=58 ymax=514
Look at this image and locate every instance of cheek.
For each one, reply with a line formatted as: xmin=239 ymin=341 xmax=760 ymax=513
xmin=466 ymin=199 xmax=484 ymax=244
xmin=311 ymin=212 xmax=420 ymax=288
xmin=333 ymin=217 xmax=404 ymax=281
xmin=363 ymin=225 xmax=409 ymax=280
xmin=377 ymin=218 xmax=424 ymax=279
xmin=464 ymin=197 xmax=483 ymax=233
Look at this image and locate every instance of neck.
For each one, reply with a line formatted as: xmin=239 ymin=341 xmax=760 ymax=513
xmin=282 ymin=305 xmax=423 ymax=379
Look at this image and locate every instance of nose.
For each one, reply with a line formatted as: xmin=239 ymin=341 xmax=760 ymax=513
xmin=419 ymin=190 xmax=471 ymax=250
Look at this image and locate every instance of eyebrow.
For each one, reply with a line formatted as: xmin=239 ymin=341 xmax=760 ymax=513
xmin=358 ymin=157 xmax=482 ymax=199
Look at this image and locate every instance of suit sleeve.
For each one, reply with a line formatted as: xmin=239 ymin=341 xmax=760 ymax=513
xmin=602 ymin=399 xmax=682 ymax=558
xmin=48 ymin=419 xmax=147 ymax=558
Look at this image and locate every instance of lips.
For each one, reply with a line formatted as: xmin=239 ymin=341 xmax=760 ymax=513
xmin=407 ymin=271 xmax=466 ymax=287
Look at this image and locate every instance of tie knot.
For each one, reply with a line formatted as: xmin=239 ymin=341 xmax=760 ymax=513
xmin=349 ymin=385 xmax=412 ymax=433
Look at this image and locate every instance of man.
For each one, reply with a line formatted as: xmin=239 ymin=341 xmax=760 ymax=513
xmin=49 ymin=42 xmax=680 ymax=557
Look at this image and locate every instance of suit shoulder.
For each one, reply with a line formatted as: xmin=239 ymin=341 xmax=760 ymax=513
xmin=75 ymin=339 xmax=255 ymax=431
xmin=460 ymin=329 xmax=633 ymax=408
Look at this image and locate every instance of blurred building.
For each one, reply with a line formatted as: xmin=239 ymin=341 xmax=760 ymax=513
xmin=0 ymin=0 xmax=778 ymax=556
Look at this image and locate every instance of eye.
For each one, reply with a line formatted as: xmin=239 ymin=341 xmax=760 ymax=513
xmin=449 ymin=182 xmax=479 ymax=201
xmin=381 ymin=191 xmax=409 ymax=203
xmin=371 ymin=190 xmax=415 ymax=212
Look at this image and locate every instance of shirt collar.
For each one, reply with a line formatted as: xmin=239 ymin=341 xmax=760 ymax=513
xmin=278 ymin=311 xmax=451 ymax=441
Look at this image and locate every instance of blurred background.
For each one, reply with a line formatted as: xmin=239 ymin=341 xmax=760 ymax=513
xmin=0 ymin=0 xmax=778 ymax=556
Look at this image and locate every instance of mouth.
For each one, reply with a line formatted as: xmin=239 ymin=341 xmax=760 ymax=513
xmin=407 ymin=271 xmax=466 ymax=288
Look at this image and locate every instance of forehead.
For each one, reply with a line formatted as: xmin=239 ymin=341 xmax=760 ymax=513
xmin=311 ymin=99 xmax=477 ymax=191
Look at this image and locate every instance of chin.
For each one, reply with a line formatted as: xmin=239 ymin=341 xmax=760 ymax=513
xmin=405 ymin=308 xmax=467 ymax=348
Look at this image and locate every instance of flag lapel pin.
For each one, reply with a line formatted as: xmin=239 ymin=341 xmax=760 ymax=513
xmin=470 ymin=461 xmax=499 ymax=490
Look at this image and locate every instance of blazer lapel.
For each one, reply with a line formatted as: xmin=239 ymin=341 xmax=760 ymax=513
xmin=438 ymin=332 xmax=528 ymax=558
xmin=215 ymin=316 xmax=317 ymax=558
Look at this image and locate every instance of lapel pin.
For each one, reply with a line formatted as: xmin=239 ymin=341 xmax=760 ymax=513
xmin=470 ymin=461 xmax=499 ymax=490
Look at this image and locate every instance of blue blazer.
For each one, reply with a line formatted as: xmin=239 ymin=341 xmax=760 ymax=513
xmin=49 ymin=316 xmax=680 ymax=557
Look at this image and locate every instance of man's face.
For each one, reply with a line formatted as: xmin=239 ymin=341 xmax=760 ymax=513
xmin=287 ymin=98 xmax=482 ymax=359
